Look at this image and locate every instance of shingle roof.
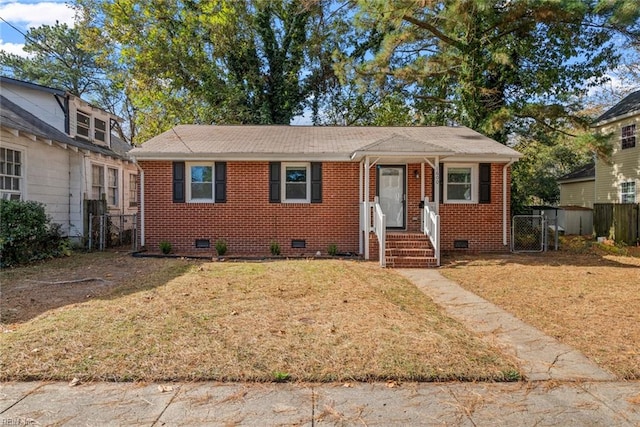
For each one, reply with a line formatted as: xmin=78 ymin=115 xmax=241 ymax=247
xmin=131 ymin=125 xmax=521 ymax=161
xmin=596 ymin=89 xmax=640 ymax=124
xmin=0 ymin=95 xmax=129 ymax=160
xmin=557 ymin=162 xmax=595 ymax=183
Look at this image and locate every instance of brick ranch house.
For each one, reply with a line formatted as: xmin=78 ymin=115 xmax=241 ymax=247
xmin=130 ymin=126 xmax=521 ymax=267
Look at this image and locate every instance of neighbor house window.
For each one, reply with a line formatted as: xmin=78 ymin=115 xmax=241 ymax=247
xmin=282 ymin=163 xmax=310 ymax=202
xmin=94 ymin=118 xmax=106 ymax=142
xmin=444 ymin=164 xmax=477 ymax=203
xmin=0 ymin=148 xmax=22 ymax=200
xmin=107 ymin=168 xmax=118 ymax=206
xmin=622 ymin=124 xmax=636 ymax=149
xmin=77 ymin=111 xmax=90 ymax=138
xmin=621 ymin=182 xmax=636 ymax=203
xmin=91 ymin=164 xmax=104 ymax=200
xmin=129 ymin=174 xmax=138 ymax=207
xmin=187 ymin=163 xmax=214 ymax=202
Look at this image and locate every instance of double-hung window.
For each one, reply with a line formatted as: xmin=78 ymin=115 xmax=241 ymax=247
xmin=622 ymin=124 xmax=636 ymax=150
xmin=91 ymin=164 xmax=104 ymax=200
xmin=94 ymin=118 xmax=107 ymax=142
xmin=129 ymin=174 xmax=138 ymax=207
xmin=107 ymin=168 xmax=118 ymax=206
xmin=621 ymin=182 xmax=636 ymax=203
xmin=0 ymin=148 xmax=22 ymax=200
xmin=282 ymin=163 xmax=310 ymax=203
xmin=187 ymin=163 xmax=214 ymax=202
xmin=77 ymin=111 xmax=90 ymax=138
xmin=444 ymin=164 xmax=477 ymax=203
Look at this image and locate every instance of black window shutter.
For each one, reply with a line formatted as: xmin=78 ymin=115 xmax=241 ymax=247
xmin=215 ymin=162 xmax=227 ymax=203
xmin=431 ymin=164 xmax=444 ymax=203
xmin=269 ymin=162 xmax=281 ymax=203
xmin=173 ymin=161 xmax=185 ymax=203
xmin=310 ymin=162 xmax=322 ymax=203
xmin=479 ymin=163 xmax=491 ymax=204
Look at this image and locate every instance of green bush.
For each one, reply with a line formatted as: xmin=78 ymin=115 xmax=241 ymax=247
xmin=270 ymin=240 xmax=281 ymax=256
xmin=215 ymin=238 xmax=228 ymax=256
xmin=159 ymin=240 xmax=172 ymax=254
xmin=0 ymin=199 xmax=69 ymax=267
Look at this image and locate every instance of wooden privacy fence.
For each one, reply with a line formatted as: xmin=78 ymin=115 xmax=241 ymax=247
xmin=593 ymin=203 xmax=640 ymax=244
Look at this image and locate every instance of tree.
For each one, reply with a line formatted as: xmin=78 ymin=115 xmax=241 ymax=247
xmin=0 ymin=21 xmax=137 ymax=142
xmin=78 ymin=0 xmax=326 ymax=141
xmin=0 ymin=22 xmax=106 ymax=97
xmin=342 ymin=0 xmax=639 ymax=143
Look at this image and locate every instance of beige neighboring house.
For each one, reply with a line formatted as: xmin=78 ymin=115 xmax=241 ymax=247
xmin=557 ymin=162 xmax=595 ymax=208
xmin=593 ymin=89 xmax=640 ymax=204
xmin=0 ymin=76 xmax=138 ymax=244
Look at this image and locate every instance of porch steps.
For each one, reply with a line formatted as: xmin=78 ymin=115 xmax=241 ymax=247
xmin=385 ymin=233 xmax=438 ymax=268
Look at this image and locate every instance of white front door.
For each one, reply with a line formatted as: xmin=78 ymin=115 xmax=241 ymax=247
xmin=378 ymin=166 xmax=405 ymax=228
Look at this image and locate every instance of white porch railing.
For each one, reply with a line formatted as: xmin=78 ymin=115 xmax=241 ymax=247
xmin=373 ymin=199 xmax=386 ymax=267
xmin=423 ymin=201 xmax=440 ymax=266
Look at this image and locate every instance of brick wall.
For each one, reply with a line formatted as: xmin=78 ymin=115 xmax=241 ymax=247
xmin=140 ymin=161 xmax=360 ymax=256
xmin=139 ymin=160 xmax=511 ymax=256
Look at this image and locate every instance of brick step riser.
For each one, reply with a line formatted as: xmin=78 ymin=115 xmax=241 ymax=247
xmin=385 ymin=241 xmax=433 ymax=249
xmin=385 ymin=249 xmax=435 ymax=257
xmin=386 ymin=234 xmax=429 ymax=241
xmin=386 ymin=258 xmax=438 ymax=268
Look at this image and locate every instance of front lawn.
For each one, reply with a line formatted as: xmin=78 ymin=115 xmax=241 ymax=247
xmin=441 ymin=240 xmax=640 ymax=379
xmin=0 ymin=256 xmax=518 ymax=382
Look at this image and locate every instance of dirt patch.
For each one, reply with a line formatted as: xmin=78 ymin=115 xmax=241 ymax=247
xmin=0 ymin=251 xmax=184 ymax=324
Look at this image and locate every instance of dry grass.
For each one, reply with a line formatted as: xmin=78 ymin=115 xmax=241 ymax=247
xmin=441 ymin=237 xmax=640 ymax=379
xmin=0 ymin=258 xmax=518 ymax=382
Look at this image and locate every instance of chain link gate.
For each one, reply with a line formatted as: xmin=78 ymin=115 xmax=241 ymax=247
xmin=512 ymin=215 xmax=547 ymax=252
xmin=88 ymin=214 xmax=138 ymax=251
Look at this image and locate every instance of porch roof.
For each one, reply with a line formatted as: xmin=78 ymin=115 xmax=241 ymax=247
xmin=131 ymin=125 xmax=521 ymax=162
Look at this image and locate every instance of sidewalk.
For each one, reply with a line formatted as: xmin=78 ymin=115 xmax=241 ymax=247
xmin=1 ymin=269 xmax=639 ymax=426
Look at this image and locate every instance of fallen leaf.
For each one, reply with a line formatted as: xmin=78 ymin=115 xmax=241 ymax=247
xmin=158 ymin=385 xmax=174 ymax=392
xmin=69 ymin=377 xmax=81 ymax=387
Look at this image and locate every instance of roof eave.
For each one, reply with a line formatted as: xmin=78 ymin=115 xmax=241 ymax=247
xmin=593 ymin=110 xmax=640 ymax=127
xmin=350 ymin=150 xmax=454 ymax=161
xmin=130 ymin=152 xmax=353 ymax=162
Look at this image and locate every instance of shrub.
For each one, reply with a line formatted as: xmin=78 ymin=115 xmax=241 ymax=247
xmin=159 ymin=240 xmax=172 ymax=254
xmin=327 ymin=243 xmax=338 ymax=256
xmin=215 ymin=238 xmax=228 ymax=256
xmin=0 ymin=199 xmax=69 ymax=267
xmin=270 ymin=240 xmax=281 ymax=256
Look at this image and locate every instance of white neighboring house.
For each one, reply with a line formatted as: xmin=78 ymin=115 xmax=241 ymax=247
xmin=0 ymin=76 xmax=138 ymax=244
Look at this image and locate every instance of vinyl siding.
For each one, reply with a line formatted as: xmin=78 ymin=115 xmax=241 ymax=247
xmin=595 ymin=116 xmax=640 ymax=203
xmin=559 ymin=180 xmax=595 ymax=208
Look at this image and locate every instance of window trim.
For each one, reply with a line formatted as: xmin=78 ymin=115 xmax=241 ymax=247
xmin=620 ymin=181 xmax=636 ymax=204
xmin=186 ymin=162 xmax=215 ymax=203
xmin=107 ymin=167 xmax=119 ymax=207
xmin=281 ymin=162 xmax=311 ymax=203
xmin=621 ymin=124 xmax=636 ymax=150
xmin=0 ymin=147 xmax=23 ymax=200
xmin=443 ymin=163 xmax=478 ymax=204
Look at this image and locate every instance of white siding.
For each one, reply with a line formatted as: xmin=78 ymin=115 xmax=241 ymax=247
xmin=1 ymin=84 xmax=66 ymax=133
xmin=1 ymin=129 xmax=71 ymax=234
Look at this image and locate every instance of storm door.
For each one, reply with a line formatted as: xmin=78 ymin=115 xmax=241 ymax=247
xmin=377 ymin=166 xmax=406 ymax=229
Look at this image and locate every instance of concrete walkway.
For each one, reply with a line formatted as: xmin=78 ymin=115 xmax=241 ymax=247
xmin=397 ymin=269 xmax=616 ymax=382
xmin=1 ymin=269 xmax=639 ymax=426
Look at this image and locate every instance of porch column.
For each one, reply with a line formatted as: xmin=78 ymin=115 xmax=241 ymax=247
xmin=364 ymin=156 xmax=370 ymax=260
xmin=359 ymin=160 xmax=364 ymax=255
xmin=434 ymin=156 xmax=440 ymax=212
xmin=420 ymin=162 xmax=425 ymax=201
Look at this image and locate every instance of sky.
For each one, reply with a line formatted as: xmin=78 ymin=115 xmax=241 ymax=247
xmin=0 ymin=0 xmax=76 ymax=56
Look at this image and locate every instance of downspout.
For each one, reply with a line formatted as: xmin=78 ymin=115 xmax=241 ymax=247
xmin=503 ymin=159 xmax=516 ymax=246
xmin=133 ymin=161 xmax=145 ymax=247
xmin=359 ymin=160 xmax=364 ymax=255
